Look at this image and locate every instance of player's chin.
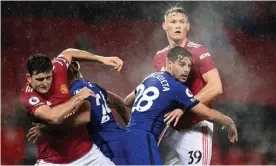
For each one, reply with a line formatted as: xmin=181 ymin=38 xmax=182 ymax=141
xmin=179 ymin=78 xmax=187 ymax=83
xmin=38 ymin=88 xmax=50 ymax=94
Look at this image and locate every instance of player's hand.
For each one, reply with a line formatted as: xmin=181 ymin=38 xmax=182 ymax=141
xmin=164 ymin=109 xmax=185 ymax=127
xmin=101 ymin=56 xmax=123 ymax=72
xmin=76 ymin=87 xmax=96 ymax=100
xmin=226 ymin=123 xmax=238 ymax=143
xmin=26 ymin=123 xmax=44 ymax=144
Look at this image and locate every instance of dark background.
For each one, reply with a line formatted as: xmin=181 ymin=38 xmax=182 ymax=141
xmin=1 ymin=1 xmax=276 ymax=165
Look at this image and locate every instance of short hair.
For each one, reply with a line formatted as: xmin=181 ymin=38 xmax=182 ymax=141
xmin=27 ymin=54 xmax=53 ymax=76
xmin=68 ymin=60 xmax=82 ymax=78
xmin=164 ymin=6 xmax=188 ymax=21
xmin=167 ymin=46 xmax=192 ymax=62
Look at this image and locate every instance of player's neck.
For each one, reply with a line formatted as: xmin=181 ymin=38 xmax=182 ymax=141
xmin=168 ymin=38 xmax=188 ymax=48
xmin=69 ymin=76 xmax=81 ymax=87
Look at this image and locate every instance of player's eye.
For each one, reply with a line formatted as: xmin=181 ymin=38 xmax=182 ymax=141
xmin=36 ymin=78 xmax=45 ymax=82
xmin=46 ymin=76 xmax=52 ymax=80
xmin=170 ymin=20 xmax=176 ymax=23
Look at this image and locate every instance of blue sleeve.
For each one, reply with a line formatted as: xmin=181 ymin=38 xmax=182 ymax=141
xmin=174 ymin=85 xmax=199 ymax=111
xmin=70 ymin=81 xmax=86 ymax=96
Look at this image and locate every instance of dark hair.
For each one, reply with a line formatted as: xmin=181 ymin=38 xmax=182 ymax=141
xmin=27 ymin=54 xmax=53 ymax=76
xmin=167 ymin=46 xmax=192 ymax=62
xmin=164 ymin=6 xmax=188 ymax=21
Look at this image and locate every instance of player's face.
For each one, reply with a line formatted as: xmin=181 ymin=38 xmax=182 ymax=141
xmin=171 ymin=57 xmax=192 ymax=83
xmin=163 ymin=12 xmax=190 ymax=42
xmin=28 ymin=72 xmax=53 ymax=94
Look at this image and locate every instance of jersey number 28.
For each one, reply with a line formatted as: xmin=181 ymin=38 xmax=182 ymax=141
xmin=132 ymin=84 xmax=160 ymax=112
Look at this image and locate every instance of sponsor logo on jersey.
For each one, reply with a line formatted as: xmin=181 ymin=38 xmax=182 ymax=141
xmin=60 ymin=84 xmax=69 ymax=94
xmin=29 ymin=97 xmax=40 ymax=105
xmin=199 ymin=52 xmax=211 ymax=60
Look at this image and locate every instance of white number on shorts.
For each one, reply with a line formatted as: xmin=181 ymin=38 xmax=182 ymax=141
xmin=188 ymin=150 xmax=202 ymax=164
xmin=96 ymin=91 xmax=112 ymax=124
xmin=132 ymin=84 xmax=160 ymax=112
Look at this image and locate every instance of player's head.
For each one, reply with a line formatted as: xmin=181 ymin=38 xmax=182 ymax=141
xmin=162 ymin=6 xmax=190 ymax=42
xmin=26 ymin=54 xmax=53 ymax=94
xmin=167 ymin=46 xmax=192 ymax=83
xmin=67 ymin=60 xmax=83 ymax=85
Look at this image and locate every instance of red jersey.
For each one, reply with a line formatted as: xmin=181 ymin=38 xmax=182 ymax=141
xmin=153 ymin=40 xmax=216 ymax=130
xmin=20 ymin=56 xmax=92 ymax=163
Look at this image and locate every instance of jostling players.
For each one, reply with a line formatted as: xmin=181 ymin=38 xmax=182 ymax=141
xmin=27 ymin=61 xmax=130 ymax=165
xmin=20 ymin=48 xmax=123 ymax=165
xmin=153 ymin=6 xmax=224 ymax=165
xmin=123 ymin=46 xmax=237 ymax=165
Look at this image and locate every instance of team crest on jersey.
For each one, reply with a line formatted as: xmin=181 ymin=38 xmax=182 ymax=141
xmin=60 ymin=84 xmax=68 ymax=94
xmin=29 ymin=97 xmax=40 ymax=105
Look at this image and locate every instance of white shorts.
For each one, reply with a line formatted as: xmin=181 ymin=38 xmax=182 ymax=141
xmin=35 ymin=144 xmax=115 ymax=166
xmin=159 ymin=120 xmax=213 ymax=165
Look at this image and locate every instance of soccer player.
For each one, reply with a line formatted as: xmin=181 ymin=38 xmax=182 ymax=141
xmin=27 ymin=61 xmax=130 ymax=165
xmin=20 ymin=49 xmax=123 ymax=165
xmin=153 ymin=6 xmax=223 ymax=165
xmin=123 ymin=46 xmax=237 ymax=165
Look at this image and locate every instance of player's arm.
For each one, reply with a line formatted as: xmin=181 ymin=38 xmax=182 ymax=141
xmin=60 ymin=48 xmax=123 ymax=71
xmin=107 ymin=91 xmax=131 ymax=124
xmin=194 ymin=69 xmax=222 ymax=103
xmin=190 ymin=103 xmax=238 ymax=143
xmin=124 ymin=90 xmax=136 ymax=107
xmin=27 ymin=101 xmax=91 ymax=143
xmin=34 ymin=87 xmax=94 ymax=125
xmin=194 ymin=48 xmax=222 ymax=103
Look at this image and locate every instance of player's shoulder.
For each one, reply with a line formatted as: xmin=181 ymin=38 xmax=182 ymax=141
xmin=20 ymin=84 xmax=43 ymax=105
xmin=187 ymin=40 xmax=209 ymax=50
xmin=155 ymin=46 xmax=170 ymax=56
xmin=20 ymin=84 xmax=36 ymax=97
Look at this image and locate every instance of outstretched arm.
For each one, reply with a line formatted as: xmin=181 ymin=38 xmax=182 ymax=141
xmin=60 ymin=48 xmax=123 ymax=71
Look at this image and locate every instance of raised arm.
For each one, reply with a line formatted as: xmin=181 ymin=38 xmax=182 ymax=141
xmin=60 ymin=48 xmax=123 ymax=71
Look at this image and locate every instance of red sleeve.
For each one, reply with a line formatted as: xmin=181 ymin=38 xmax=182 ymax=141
xmin=20 ymin=89 xmax=47 ymax=115
xmin=195 ymin=46 xmax=216 ymax=75
xmin=153 ymin=53 xmax=166 ymax=72
xmin=52 ymin=56 xmax=70 ymax=71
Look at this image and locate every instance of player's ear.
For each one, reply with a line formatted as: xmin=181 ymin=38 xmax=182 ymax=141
xmin=26 ymin=74 xmax=31 ymax=83
xmin=167 ymin=60 xmax=173 ymax=70
xmin=162 ymin=22 xmax=167 ymax=31
xmin=186 ymin=22 xmax=190 ymax=31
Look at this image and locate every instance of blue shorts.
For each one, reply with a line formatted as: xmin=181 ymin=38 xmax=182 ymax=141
xmin=120 ymin=129 xmax=163 ymax=165
xmin=97 ymin=140 xmax=127 ymax=165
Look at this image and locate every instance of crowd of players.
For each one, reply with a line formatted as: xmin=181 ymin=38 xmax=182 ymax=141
xmin=20 ymin=6 xmax=238 ymax=165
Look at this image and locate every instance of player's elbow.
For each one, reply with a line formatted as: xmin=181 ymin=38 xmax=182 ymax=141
xmin=216 ymin=86 xmax=223 ymax=95
xmin=124 ymin=98 xmax=132 ymax=107
xmin=47 ymin=115 xmax=64 ymax=125
xmin=212 ymin=83 xmax=223 ymax=96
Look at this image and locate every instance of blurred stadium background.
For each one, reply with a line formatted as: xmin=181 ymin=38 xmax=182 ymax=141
xmin=1 ymin=1 xmax=276 ymax=165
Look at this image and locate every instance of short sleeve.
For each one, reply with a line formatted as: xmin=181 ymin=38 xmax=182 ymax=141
xmin=174 ymin=85 xmax=199 ymax=111
xmin=20 ymin=90 xmax=47 ymax=115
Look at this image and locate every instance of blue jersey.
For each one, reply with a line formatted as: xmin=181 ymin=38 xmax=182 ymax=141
xmin=70 ymin=79 xmax=126 ymax=164
xmin=126 ymin=72 xmax=199 ymax=139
